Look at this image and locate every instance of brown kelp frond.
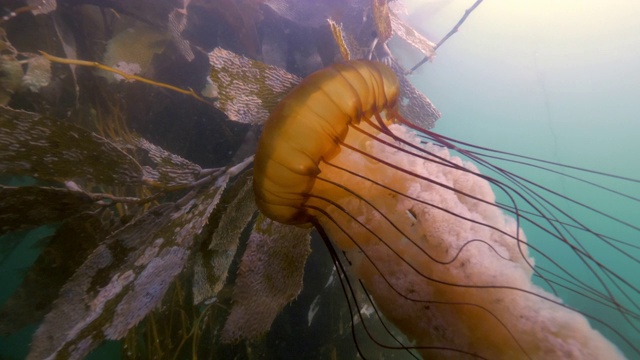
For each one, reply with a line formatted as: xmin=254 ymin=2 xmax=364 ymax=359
xmin=383 ymin=58 xmax=441 ymax=129
xmin=371 ymin=0 xmax=392 ymax=44
xmin=208 ymin=47 xmax=302 ymax=125
xmin=26 ymin=0 xmax=56 ymax=15
xmin=317 ymin=2 xmax=442 ymax=128
xmin=0 ymin=105 xmax=229 ymax=193
xmin=133 ymin=137 xmax=205 ymax=190
xmin=327 ymin=19 xmax=351 ymax=61
xmin=27 ymin=157 xmax=251 ymax=359
xmin=221 ymin=214 xmax=311 ymax=342
xmin=0 ymin=106 xmax=144 ymax=186
xmin=0 ymin=185 xmax=96 ymax=236
xmin=389 ymin=11 xmax=437 ymax=61
xmin=0 ymin=213 xmax=117 ymax=336
xmin=192 ymin=171 xmax=257 ymax=305
xmin=0 ymin=104 xmax=257 ymax=358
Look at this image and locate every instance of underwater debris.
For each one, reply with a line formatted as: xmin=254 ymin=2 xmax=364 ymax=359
xmin=102 ymin=23 xmax=169 ymax=81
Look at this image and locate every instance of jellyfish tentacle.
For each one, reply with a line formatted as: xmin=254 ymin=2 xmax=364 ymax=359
xmin=253 ymin=59 xmax=637 ymax=359
xmin=375 ymin=114 xmax=640 ymax=322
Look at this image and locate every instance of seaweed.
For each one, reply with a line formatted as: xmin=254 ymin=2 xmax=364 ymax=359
xmin=0 ymin=0 xmax=473 ymax=358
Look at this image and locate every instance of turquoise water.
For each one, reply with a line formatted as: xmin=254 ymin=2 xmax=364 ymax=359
xmin=1 ymin=1 xmax=638 ymax=358
xmin=401 ymin=0 xmax=640 ymax=357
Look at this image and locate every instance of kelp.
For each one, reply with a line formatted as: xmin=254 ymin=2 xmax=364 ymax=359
xmin=27 ymin=155 xmax=252 ymax=360
xmin=327 ymin=19 xmax=351 ymax=61
xmin=28 ymin=204 xmax=179 ymax=359
xmin=192 ymin=171 xmax=257 ymax=305
xmin=133 ymin=137 xmax=205 ymax=189
xmin=206 ymin=45 xmax=440 ymax=129
xmin=0 ymin=212 xmax=116 ymax=335
xmin=0 ymin=106 xmax=143 ymax=186
xmin=221 ymin=215 xmax=311 ymax=342
xmin=0 ymin=104 xmax=257 ymax=359
xmin=0 ymin=185 xmax=96 ymax=235
xmin=371 ymin=0 xmax=392 ymax=44
xmin=27 ymin=0 xmax=57 ymax=15
xmin=0 ymin=105 xmax=219 ymax=191
xmin=385 ymin=59 xmax=441 ymax=129
xmin=0 ymin=0 xmax=470 ymax=358
xmin=390 ymin=11 xmax=436 ymax=60
xmin=208 ymin=47 xmax=301 ymax=124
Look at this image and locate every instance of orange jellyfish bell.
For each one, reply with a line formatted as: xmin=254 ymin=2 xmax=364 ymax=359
xmin=252 ymin=60 xmax=634 ymax=359
xmin=253 ymin=60 xmax=401 ymax=226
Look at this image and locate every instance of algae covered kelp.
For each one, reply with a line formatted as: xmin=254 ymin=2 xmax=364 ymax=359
xmin=1 ymin=0 xmax=639 ymax=359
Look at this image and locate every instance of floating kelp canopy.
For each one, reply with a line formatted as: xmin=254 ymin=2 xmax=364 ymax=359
xmin=1 ymin=0 xmax=638 ymax=359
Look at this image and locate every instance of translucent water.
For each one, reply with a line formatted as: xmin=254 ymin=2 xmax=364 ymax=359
xmin=403 ymin=0 xmax=640 ymax=357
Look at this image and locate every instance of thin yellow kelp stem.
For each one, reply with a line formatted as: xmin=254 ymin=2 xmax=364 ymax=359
xmin=148 ymin=313 xmax=164 ymax=358
xmin=39 ymin=51 xmax=213 ymax=105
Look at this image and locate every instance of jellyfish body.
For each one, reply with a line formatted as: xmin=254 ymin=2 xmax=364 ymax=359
xmin=253 ymin=60 xmax=633 ymax=359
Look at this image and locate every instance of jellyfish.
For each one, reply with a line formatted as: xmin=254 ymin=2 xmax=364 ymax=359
xmin=252 ymin=60 xmax=639 ymax=359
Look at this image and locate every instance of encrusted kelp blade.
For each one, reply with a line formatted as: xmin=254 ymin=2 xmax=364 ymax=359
xmin=327 ymin=19 xmax=351 ymax=61
xmin=0 ymin=213 xmax=113 ymax=335
xmin=21 ymin=55 xmax=52 ymax=93
xmin=27 ymin=0 xmax=57 ymax=15
xmin=27 ymin=175 xmax=233 ymax=360
xmin=372 ymin=0 xmax=392 ymax=43
xmin=94 ymin=0 xmax=197 ymax=61
xmin=221 ymin=214 xmax=311 ymax=342
xmin=385 ymin=59 xmax=441 ymax=129
xmin=192 ymin=172 xmax=257 ymax=304
xmin=0 ymin=45 xmax=22 ymax=106
xmin=208 ymin=47 xmax=301 ymax=124
xmin=0 ymin=185 xmax=95 ymax=235
xmin=0 ymin=106 xmax=209 ymax=190
xmin=390 ymin=11 xmax=436 ymax=60
xmin=0 ymin=106 xmax=143 ymax=185
xmin=133 ymin=137 xmax=203 ymax=188
xmin=375 ymin=8 xmax=441 ymax=128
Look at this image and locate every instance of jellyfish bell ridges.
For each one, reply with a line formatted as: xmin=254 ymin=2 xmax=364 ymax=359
xmin=252 ymin=59 xmax=631 ymax=359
